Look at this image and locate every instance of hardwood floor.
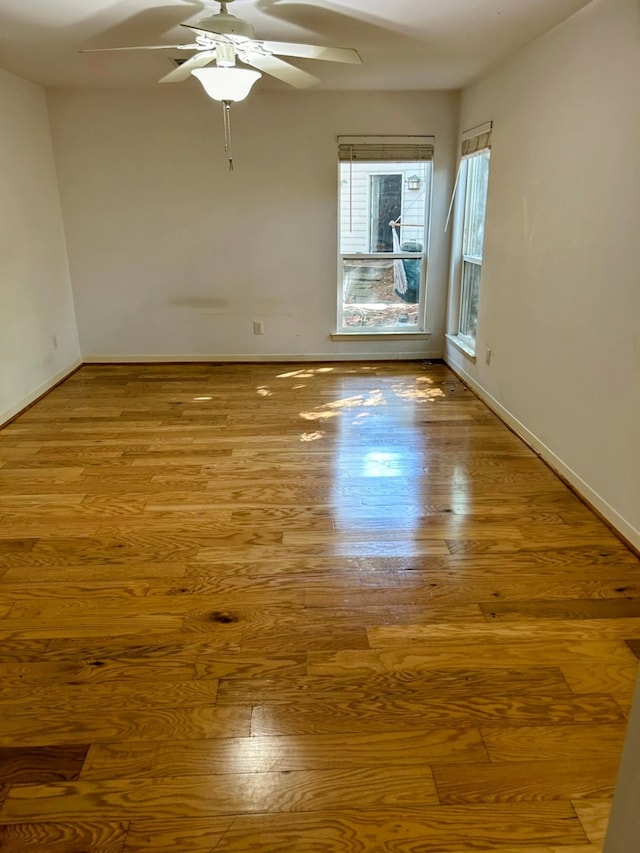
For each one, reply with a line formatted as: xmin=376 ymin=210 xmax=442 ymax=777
xmin=0 ymin=361 xmax=638 ymax=852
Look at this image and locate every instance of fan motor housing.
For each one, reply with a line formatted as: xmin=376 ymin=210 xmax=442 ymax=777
xmin=194 ymin=14 xmax=255 ymax=38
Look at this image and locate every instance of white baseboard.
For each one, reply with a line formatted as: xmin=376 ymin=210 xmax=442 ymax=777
xmin=445 ymin=359 xmax=640 ymax=552
xmin=83 ymin=351 xmax=444 ymax=363
xmin=0 ymin=359 xmax=83 ymax=428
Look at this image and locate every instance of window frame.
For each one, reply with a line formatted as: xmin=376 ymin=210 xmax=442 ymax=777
xmin=335 ymin=136 xmax=434 ymax=337
xmin=448 ymin=127 xmax=492 ymax=356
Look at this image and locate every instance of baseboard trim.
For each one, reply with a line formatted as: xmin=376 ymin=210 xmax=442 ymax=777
xmin=445 ymin=359 xmax=640 ymax=554
xmin=83 ymin=351 xmax=444 ymax=364
xmin=0 ymin=359 xmax=83 ymax=429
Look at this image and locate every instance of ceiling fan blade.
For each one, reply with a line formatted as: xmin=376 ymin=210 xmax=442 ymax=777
xmin=240 ymin=53 xmax=319 ymax=88
xmin=158 ymin=50 xmax=218 ymax=83
xmin=260 ymin=42 xmax=362 ymax=64
xmin=181 ymin=24 xmax=231 ymax=40
xmin=80 ymin=44 xmax=199 ymax=53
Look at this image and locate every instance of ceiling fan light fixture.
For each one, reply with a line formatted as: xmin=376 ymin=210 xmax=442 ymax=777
xmin=191 ymin=67 xmax=261 ymax=102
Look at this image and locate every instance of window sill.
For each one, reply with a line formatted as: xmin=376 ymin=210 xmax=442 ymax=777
xmin=331 ymin=331 xmax=431 ymax=342
xmin=446 ymin=334 xmax=477 ymax=361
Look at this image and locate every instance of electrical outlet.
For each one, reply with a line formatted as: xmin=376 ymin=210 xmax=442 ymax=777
xmin=485 ymin=347 xmax=492 ymax=365
xmin=253 ymin=321 xmax=264 ymax=335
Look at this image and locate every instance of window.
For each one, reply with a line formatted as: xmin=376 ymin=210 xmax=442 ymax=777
xmin=449 ymin=124 xmax=492 ymax=354
xmin=337 ymin=136 xmax=433 ymax=334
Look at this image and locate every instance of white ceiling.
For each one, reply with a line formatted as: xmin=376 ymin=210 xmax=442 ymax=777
xmin=0 ymin=0 xmax=593 ymax=91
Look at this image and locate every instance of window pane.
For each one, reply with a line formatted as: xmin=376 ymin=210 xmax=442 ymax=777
xmin=460 ymin=261 xmax=481 ymax=340
xmin=342 ymin=258 xmax=424 ymax=329
xmin=462 ymin=151 xmax=490 ymax=260
xmin=339 ymin=161 xmax=430 ymax=254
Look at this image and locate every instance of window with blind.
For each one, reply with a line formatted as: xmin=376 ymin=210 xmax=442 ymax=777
xmin=336 ymin=136 xmax=433 ymax=334
xmin=452 ymin=123 xmax=492 ymax=353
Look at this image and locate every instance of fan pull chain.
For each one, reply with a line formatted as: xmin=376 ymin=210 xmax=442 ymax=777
xmin=222 ymin=100 xmax=233 ymax=171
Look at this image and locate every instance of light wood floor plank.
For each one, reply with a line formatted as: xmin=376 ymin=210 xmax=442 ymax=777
xmin=81 ymin=728 xmax=486 ymax=780
xmin=0 ymin=821 xmax=128 ymax=853
xmin=480 ymin=723 xmax=626 ymax=762
xmin=191 ymin=805 xmax=587 ymax=852
xmin=250 ymin=694 xmax=624 ymax=736
xmin=559 ymin=663 xmax=639 ymax=711
xmin=123 ymin=817 xmax=233 ymax=853
xmin=368 ymin=617 xmax=640 ymax=646
xmin=0 ymin=768 xmax=439 ymax=821
xmin=306 ymin=641 xmax=637 ymax=676
xmin=215 ymin=667 xmax=572 ymax=704
xmin=0 ymin=705 xmax=250 ymax=748
xmin=432 ymin=757 xmax=620 ymax=803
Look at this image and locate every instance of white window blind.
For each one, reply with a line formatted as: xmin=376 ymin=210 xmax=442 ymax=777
xmin=445 ymin=121 xmax=493 ymax=231
xmin=461 ymin=122 xmax=492 ymax=159
xmin=338 ymin=135 xmax=435 ymax=162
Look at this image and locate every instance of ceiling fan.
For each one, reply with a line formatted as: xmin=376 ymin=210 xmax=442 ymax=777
xmin=82 ymin=0 xmax=362 ymax=90
xmin=82 ymin=0 xmax=361 ymax=169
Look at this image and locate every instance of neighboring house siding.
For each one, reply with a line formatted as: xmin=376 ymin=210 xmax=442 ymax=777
xmin=340 ymin=163 xmax=429 ymax=254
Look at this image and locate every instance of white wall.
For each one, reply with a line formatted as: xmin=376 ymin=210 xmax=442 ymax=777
xmin=0 ymin=69 xmax=80 ymax=425
xmin=47 ymin=88 xmax=458 ymax=362
xmin=445 ymin=0 xmax=640 ymax=549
